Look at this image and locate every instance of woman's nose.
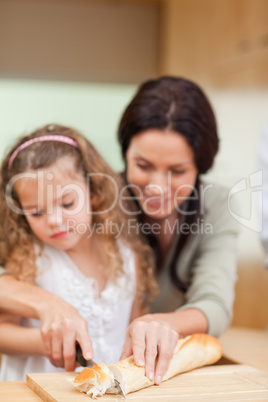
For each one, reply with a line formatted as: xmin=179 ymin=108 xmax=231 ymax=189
xmin=148 ymin=172 xmax=169 ymax=194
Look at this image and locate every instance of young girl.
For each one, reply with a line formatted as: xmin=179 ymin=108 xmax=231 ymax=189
xmin=0 ymin=124 xmax=157 ymax=381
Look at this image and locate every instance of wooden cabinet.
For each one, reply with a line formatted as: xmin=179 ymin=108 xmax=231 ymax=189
xmin=210 ymin=0 xmax=268 ymax=87
xmin=0 ymin=0 xmax=160 ymax=84
xmin=160 ymin=0 xmax=268 ymax=88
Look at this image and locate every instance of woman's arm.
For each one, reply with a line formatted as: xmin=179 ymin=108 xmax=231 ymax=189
xmin=122 ymin=251 xmax=184 ymax=384
xmin=121 ymin=184 xmax=238 ymax=384
xmin=128 ymin=252 xmax=146 ymax=323
xmin=129 ymin=294 xmax=144 ymax=323
xmin=0 ymin=316 xmax=45 ymax=357
xmin=0 ymin=274 xmax=93 ymax=371
xmin=0 ymin=273 xmax=50 ymax=318
xmin=177 ymin=183 xmax=239 ymax=336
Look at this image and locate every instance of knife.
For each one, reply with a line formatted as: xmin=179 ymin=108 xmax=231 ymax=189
xmin=75 ymin=342 xmax=96 ymax=368
xmin=75 ymin=343 xmax=127 ymax=399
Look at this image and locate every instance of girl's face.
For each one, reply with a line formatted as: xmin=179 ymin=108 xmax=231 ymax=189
xmin=14 ymin=157 xmax=93 ymax=252
xmin=125 ymin=129 xmax=198 ymax=220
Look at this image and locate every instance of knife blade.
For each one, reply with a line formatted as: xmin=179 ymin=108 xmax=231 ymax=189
xmin=115 ymin=379 xmax=127 ymax=399
xmin=75 ymin=343 xmax=126 ymax=399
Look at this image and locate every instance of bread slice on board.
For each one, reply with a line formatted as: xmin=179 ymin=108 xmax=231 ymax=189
xmin=73 ymin=333 xmax=222 ymax=398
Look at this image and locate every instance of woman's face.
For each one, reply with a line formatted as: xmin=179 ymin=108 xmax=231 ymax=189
xmin=125 ymin=129 xmax=198 ymax=220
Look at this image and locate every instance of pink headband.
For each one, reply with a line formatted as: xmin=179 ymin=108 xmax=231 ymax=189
xmin=8 ymin=135 xmax=79 ymax=169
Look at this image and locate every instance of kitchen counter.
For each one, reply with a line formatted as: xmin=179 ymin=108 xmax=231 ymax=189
xmin=0 ymin=381 xmax=42 ymax=401
xmin=219 ymin=326 xmax=268 ymax=372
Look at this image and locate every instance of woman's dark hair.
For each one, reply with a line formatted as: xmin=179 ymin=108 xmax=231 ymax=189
xmin=118 ymin=76 xmax=219 ymax=174
xmin=117 ymin=76 xmax=219 ymax=291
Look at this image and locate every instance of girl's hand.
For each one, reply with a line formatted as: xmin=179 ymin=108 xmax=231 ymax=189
xmin=0 ymin=275 xmax=93 ymax=370
xmin=39 ymin=296 xmax=93 ymax=371
xmin=120 ymin=314 xmax=178 ymax=385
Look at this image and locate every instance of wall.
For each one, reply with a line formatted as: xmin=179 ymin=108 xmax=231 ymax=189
xmin=0 ymin=78 xmax=135 ymax=171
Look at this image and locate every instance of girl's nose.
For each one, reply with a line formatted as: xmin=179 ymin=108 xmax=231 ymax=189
xmin=46 ymin=207 xmax=63 ymax=227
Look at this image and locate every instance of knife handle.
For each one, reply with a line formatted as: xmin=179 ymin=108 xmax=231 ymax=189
xmin=75 ymin=342 xmax=96 ymax=368
xmin=75 ymin=342 xmax=88 ymax=367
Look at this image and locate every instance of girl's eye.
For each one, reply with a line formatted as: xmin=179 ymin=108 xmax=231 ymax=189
xmin=31 ymin=209 xmax=44 ymax=217
xmin=62 ymin=201 xmax=74 ymax=209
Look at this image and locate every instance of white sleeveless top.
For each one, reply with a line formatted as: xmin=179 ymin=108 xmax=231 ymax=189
xmin=0 ymin=243 xmax=136 ymax=381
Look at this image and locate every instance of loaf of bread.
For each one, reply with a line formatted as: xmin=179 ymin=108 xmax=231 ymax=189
xmin=73 ymin=333 xmax=222 ymax=398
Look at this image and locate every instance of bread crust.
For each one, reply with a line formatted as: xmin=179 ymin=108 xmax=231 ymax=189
xmin=107 ymin=334 xmax=222 ymax=394
xmin=73 ymin=333 xmax=222 ymax=397
xmin=162 ymin=334 xmax=222 ymax=381
xmin=74 ymin=367 xmax=97 ymax=383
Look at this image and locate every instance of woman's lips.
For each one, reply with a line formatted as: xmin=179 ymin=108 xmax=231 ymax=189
xmin=143 ymin=195 xmax=172 ymax=207
xmin=51 ymin=231 xmax=68 ymax=239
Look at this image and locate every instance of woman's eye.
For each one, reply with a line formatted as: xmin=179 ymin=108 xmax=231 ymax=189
xmin=172 ymin=169 xmax=186 ymax=175
xmin=137 ymin=163 xmax=150 ymax=170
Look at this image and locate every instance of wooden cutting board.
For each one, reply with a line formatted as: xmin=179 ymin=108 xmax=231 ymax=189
xmin=26 ymin=364 xmax=268 ymax=401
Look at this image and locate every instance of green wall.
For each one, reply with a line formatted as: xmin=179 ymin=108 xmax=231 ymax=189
xmin=0 ymin=79 xmax=136 ymax=172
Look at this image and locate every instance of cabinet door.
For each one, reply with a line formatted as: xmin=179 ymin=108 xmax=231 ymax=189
xmin=210 ymin=0 xmax=268 ymax=88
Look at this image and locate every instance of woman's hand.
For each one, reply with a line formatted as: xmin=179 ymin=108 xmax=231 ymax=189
xmin=38 ymin=295 xmax=93 ymax=372
xmin=120 ymin=314 xmax=179 ymax=384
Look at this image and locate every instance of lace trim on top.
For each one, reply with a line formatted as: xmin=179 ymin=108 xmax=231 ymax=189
xmin=35 ymin=244 xmax=136 ymax=336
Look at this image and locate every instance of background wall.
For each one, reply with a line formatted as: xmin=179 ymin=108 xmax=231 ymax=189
xmin=0 ymin=0 xmax=268 ymax=329
xmin=0 ymin=0 xmax=160 ymax=168
xmin=0 ymin=78 xmax=135 ymax=171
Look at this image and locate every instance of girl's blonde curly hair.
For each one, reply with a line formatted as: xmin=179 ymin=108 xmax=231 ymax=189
xmin=0 ymin=124 xmax=158 ymax=309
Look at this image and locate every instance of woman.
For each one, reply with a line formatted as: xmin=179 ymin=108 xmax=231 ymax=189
xmin=116 ymin=76 xmax=238 ymax=382
xmin=0 ymin=76 xmax=238 ymax=383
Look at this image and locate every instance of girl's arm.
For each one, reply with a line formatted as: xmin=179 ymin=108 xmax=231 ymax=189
xmin=0 ymin=313 xmax=45 ymax=356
